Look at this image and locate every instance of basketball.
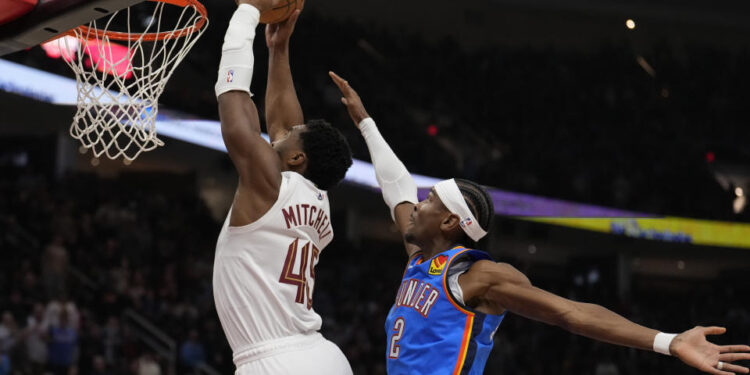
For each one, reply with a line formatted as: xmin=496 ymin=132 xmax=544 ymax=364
xmin=260 ymin=0 xmax=304 ymax=24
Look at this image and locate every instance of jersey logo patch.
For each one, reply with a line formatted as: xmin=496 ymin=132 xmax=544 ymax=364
xmin=428 ymin=255 xmax=448 ymax=275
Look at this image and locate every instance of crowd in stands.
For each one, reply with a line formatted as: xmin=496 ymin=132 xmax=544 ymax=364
xmin=1 ymin=163 xmax=748 ymax=374
xmin=2 ymin=7 xmax=750 ymax=375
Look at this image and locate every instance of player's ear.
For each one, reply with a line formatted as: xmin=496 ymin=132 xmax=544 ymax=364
xmin=440 ymin=214 xmax=460 ymax=232
xmin=288 ymin=151 xmax=306 ymax=167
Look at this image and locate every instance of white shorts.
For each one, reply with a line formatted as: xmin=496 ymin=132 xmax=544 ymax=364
xmin=234 ymin=332 xmax=352 ymax=375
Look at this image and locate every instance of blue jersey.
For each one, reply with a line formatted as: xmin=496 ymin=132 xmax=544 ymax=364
xmin=385 ymin=246 xmax=505 ymax=375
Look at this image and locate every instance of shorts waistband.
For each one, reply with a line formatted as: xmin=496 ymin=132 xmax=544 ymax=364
xmin=233 ymin=332 xmax=323 ymax=366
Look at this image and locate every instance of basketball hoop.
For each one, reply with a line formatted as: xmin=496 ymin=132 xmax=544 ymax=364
xmin=59 ymin=0 xmax=208 ymax=161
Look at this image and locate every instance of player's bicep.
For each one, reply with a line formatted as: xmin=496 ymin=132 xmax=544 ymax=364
xmin=393 ymin=202 xmax=420 ymax=256
xmin=464 ymin=261 xmax=577 ymax=327
xmin=218 ymin=92 xmax=282 ymax=193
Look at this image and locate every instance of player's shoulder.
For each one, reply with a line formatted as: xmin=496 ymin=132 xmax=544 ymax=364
xmin=467 ymin=260 xmax=529 ymax=285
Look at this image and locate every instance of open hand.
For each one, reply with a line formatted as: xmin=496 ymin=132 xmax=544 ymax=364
xmin=265 ymin=9 xmax=301 ymax=49
xmin=671 ymin=326 xmax=750 ymax=375
xmin=329 ymin=71 xmax=370 ymax=127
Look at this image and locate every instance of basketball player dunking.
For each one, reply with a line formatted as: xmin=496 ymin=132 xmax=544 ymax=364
xmin=213 ymin=2 xmax=353 ymax=374
xmin=330 ymin=72 xmax=750 ymax=375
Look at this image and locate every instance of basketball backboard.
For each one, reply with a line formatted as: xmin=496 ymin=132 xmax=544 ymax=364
xmin=0 ymin=0 xmax=142 ymax=55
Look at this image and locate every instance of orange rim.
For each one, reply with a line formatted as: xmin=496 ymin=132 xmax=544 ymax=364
xmin=65 ymin=0 xmax=207 ymax=41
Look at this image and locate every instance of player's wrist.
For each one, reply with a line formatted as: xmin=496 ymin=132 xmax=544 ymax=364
xmin=357 ymin=116 xmax=374 ymax=130
xmin=269 ymin=43 xmax=290 ymax=55
xmin=653 ymin=332 xmax=677 ymax=356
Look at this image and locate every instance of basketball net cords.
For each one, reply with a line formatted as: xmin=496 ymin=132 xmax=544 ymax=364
xmin=61 ymin=2 xmax=206 ymax=161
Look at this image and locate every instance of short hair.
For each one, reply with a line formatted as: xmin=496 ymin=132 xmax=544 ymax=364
xmin=455 ymin=179 xmax=495 ymax=248
xmin=299 ymin=119 xmax=353 ymax=190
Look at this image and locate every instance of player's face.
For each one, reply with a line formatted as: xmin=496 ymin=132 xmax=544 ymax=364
xmin=405 ymin=188 xmax=451 ymax=246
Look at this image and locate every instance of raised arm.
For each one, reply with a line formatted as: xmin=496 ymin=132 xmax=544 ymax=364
xmin=459 ymin=260 xmax=750 ymax=375
xmin=264 ymin=10 xmax=303 ymax=143
xmin=216 ymin=0 xmax=283 ymax=225
xmin=329 ymin=71 xmax=420 ymax=256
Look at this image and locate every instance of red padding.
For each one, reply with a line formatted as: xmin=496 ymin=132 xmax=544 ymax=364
xmin=0 ymin=0 xmax=38 ymax=25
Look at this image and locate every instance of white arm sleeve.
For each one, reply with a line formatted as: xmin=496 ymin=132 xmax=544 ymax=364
xmin=215 ymin=4 xmax=260 ymax=97
xmin=359 ymin=117 xmax=418 ymax=220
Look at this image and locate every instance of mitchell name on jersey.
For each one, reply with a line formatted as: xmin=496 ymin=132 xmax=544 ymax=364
xmin=281 ymin=202 xmax=332 ymax=241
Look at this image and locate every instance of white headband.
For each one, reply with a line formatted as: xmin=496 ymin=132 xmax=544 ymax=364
xmin=434 ymin=179 xmax=488 ymax=242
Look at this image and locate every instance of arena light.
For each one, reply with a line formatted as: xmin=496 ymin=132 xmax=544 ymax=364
xmin=83 ymin=40 xmax=134 ymax=79
xmin=427 ymin=124 xmax=438 ymax=136
xmin=735 ymin=187 xmax=744 ymax=197
xmin=41 ymin=36 xmax=79 ymax=62
xmin=41 ymin=37 xmax=134 ymax=79
xmin=706 ymin=151 xmax=716 ymax=163
xmin=625 ymin=19 xmax=636 ymax=30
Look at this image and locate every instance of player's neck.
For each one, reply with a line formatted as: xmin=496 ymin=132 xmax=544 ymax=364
xmin=419 ymin=238 xmax=459 ymax=259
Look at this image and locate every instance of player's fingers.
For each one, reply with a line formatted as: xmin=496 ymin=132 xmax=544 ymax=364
xmin=720 ymin=363 xmax=749 ymax=374
xmin=329 ymin=72 xmax=353 ymax=94
xmin=706 ymin=366 xmax=737 ymax=375
xmin=703 ymin=326 xmax=727 ymax=336
xmin=720 ymin=353 xmax=750 ymax=362
xmin=341 ymin=97 xmax=349 ymax=105
xmin=329 ymin=71 xmax=344 ymax=86
xmin=283 ymin=9 xmax=300 ymax=28
xmin=290 ymin=9 xmax=301 ymax=23
xmin=720 ymin=346 xmax=750 ymax=354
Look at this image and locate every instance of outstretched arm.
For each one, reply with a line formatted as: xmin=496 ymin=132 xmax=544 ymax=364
xmin=459 ymin=260 xmax=750 ymax=375
xmin=329 ymin=71 xmax=420 ymax=256
xmin=265 ymin=10 xmax=303 ymax=143
xmin=216 ymin=0 xmax=283 ymax=225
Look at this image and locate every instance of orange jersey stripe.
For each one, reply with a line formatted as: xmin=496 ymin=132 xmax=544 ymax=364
xmin=452 ymin=315 xmax=474 ymax=374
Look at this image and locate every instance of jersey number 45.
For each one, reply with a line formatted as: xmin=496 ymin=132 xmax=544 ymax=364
xmin=279 ymin=238 xmax=320 ymax=310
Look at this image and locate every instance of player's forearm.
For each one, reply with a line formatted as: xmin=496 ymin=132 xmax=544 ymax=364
xmin=563 ymin=302 xmax=659 ymax=352
xmin=216 ymin=4 xmax=261 ymax=135
xmin=266 ymin=46 xmax=303 ymax=140
xmin=359 ymin=118 xmax=418 ymax=219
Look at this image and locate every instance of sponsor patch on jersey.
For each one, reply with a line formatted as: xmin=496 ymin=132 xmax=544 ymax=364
xmin=428 ymin=255 xmax=448 ymax=275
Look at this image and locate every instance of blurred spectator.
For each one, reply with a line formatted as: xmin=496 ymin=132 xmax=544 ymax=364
xmin=42 ymin=234 xmax=69 ymax=299
xmin=45 ymin=294 xmax=80 ymax=331
xmin=24 ymin=303 xmax=48 ymax=373
xmin=91 ymin=355 xmax=109 ymax=375
xmin=179 ymin=330 xmax=206 ymax=372
xmin=0 ymin=312 xmax=18 ymax=354
xmin=0 ymin=351 xmax=9 ymax=375
xmin=135 ymin=353 xmax=161 ymax=375
xmin=47 ymin=309 xmax=78 ymax=375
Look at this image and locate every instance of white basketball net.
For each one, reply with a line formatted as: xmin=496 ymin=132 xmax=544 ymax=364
xmin=60 ymin=2 xmax=207 ymax=161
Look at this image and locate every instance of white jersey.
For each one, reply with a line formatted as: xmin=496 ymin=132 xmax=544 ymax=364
xmin=213 ymin=171 xmax=334 ymax=356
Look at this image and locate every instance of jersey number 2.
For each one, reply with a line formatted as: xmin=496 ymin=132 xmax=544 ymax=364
xmin=279 ymin=238 xmax=320 ymax=310
xmin=388 ymin=317 xmax=405 ymax=359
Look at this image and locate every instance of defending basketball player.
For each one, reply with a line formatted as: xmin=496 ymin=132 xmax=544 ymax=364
xmin=330 ymin=72 xmax=750 ymax=375
xmin=212 ymin=2 xmax=353 ymax=374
